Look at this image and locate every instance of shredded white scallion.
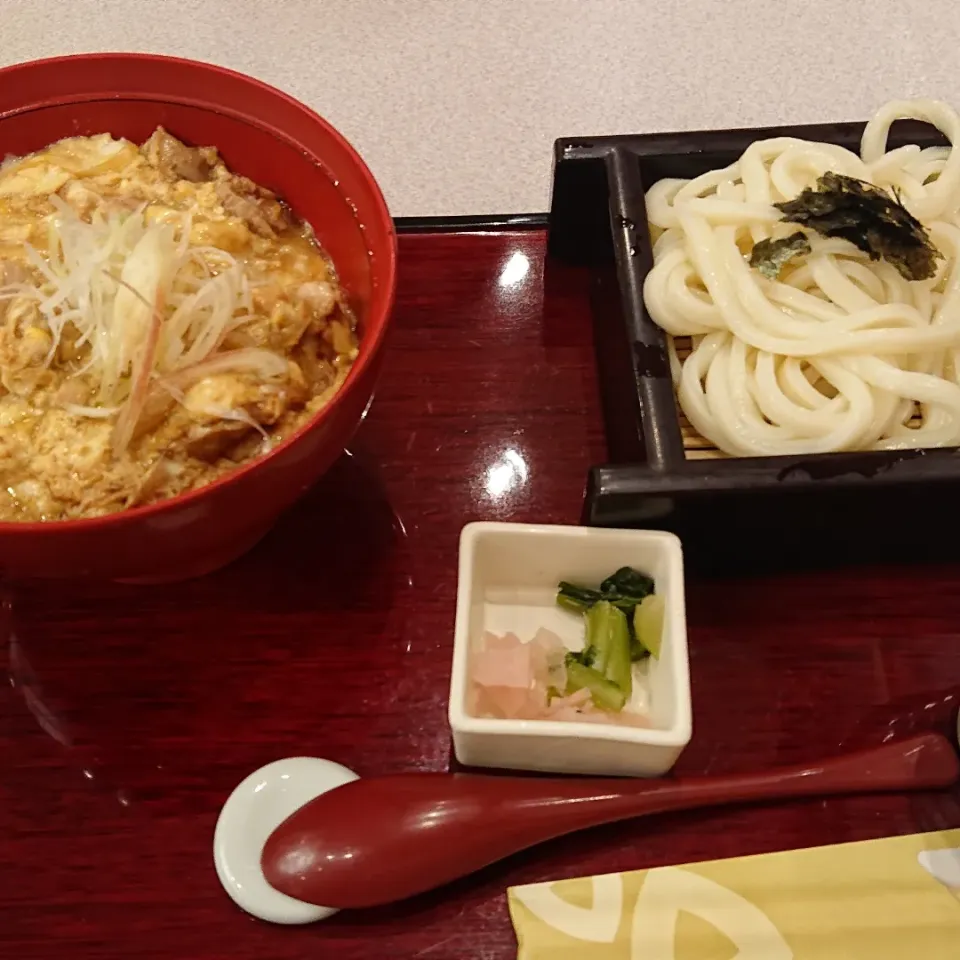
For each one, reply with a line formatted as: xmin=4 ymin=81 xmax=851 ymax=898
xmin=21 ymin=199 xmax=257 ymax=450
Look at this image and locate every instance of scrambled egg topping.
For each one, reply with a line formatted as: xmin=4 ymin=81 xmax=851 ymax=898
xmin=0 ymin=128 xmax=357 ymax=521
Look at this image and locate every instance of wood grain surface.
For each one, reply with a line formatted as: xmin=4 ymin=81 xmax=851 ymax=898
xmin=1 ymin=231 xmax=959 ymax=959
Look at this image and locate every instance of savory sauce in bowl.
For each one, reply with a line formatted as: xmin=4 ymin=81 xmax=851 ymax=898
xmin=0 ymin=127 xmax=357 ymax=521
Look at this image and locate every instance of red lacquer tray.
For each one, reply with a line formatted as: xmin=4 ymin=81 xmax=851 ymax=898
xmin=2 ymin=231 xmax=960 ymax=959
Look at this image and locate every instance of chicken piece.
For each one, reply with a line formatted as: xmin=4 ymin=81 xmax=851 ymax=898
xmin=58 ymin=180 xmax=101 ymax=218
xmin=0 ymin=298 xmax=53 ymax=394
xmin=215 ymin=175 xmax=292 ymax=239
xmin=142 ymin=127 xmax=216 ymax=183
xmin=177 ymin=372 xmax=305 ymax=460
xmin=184 ymin=373 xmax=295 ymax=422
xmin=182 ymin=418 xmax=251 ymax=461
xmin=52 ymin=378 xmax=91 ymax=406
xmin=292 ymin=332 xmax=338 ymax=391
xmin=297 ymin=280 xmax=337 ymax=318
xmin=232 ymin=298 xmax=313 ymax=353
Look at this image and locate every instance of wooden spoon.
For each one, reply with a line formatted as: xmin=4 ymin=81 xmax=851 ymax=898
xmin=261 ymin=731 xmax=959 ymax=908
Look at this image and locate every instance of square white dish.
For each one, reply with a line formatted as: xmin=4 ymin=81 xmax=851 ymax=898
xmin=448 ymin=521 xmax=691 ymax=777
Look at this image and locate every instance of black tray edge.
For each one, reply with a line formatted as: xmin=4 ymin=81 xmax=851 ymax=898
xmin=395 ymin=213 xmax=546 ymax=234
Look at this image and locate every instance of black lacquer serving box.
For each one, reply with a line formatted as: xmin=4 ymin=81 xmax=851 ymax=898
xmin=548 ymin=119 xmax=960 ymax=570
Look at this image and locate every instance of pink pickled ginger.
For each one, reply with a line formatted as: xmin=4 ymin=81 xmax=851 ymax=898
xmin=468 ymin=629 xmax=650 ymax=727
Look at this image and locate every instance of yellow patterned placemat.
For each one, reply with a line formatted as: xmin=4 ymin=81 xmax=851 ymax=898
xmin=508 ymin=829 xmax=960 ymax=959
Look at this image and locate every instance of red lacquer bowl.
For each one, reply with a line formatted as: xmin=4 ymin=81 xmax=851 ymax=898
xmin=0 ymin=54 xmax=396 ymax=582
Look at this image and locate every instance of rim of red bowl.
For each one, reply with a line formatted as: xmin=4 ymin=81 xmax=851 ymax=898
xmin=0 ymin=53 xmax=397 ymax=535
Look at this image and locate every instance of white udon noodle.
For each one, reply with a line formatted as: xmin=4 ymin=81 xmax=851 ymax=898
xmin=643 ymin=98 xmax=960 ymax=456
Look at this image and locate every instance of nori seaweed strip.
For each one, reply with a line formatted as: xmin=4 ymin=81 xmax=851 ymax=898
xmin=749 ymin=232 xmax=811 ymax=279
xmin=774 ymin=172 xmax=940 ymax=282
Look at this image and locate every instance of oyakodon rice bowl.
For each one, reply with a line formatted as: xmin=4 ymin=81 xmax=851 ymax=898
xmin=0 ymin=128 xmax=358 ymax=521
xmin=0 ymin=53 xmax=395 ymax=582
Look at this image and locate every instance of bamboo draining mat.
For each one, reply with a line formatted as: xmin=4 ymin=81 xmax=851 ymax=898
xmin=672 ymin=336 xmax=723 ymax=460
